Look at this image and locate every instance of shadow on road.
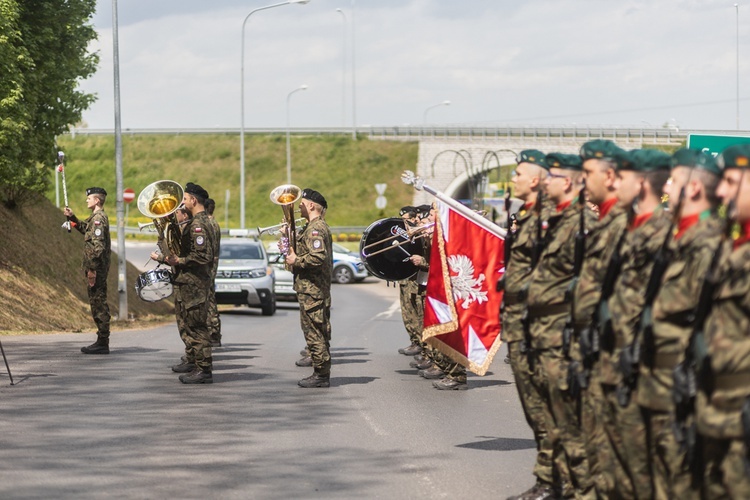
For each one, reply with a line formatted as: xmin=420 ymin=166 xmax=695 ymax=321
xmin=457 ymin=436 xmax=536 ymax=451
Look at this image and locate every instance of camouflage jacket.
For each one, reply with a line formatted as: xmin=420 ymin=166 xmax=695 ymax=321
xmin=695 ymin=240 xmax=750 ymax=439
xmin=173 ymin=211 xmax=215 ymax=307
xmin=637 ymin=215 xmax=723 ymax=411
xmin=600 ymin=209 xmax=671 ymax=386
xmin=527 ymin=200 xmax=597 ymax=349
xmin=73 ymin=209 xmax=111 ymax=272
xmin=292 ymin=217 xmax=333 ymax=299
xmin=207 ymin=216 xmax=221 ymax=280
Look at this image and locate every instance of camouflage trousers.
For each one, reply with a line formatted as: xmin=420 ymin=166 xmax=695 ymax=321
xmin=596 ymin=385 xmax=652 ymax=499
xmin=701 ymin=436 xmax=750 ymax=499
xmin=399 ymin=283 xmax=422 ymax=346
xmin=174 ymin=288 xmax=212 ymax=372
xmin=581 ymin=370 xmax=611 ymax=496
xmin=207 ymin=287 xmax=221 ymax=343
xmin=536 ymin=347 xmax=595 ymax=498
xmin=508 ymin=340 xmax=554 ymax=485
xmin=87 ymin=269 xmax=110 ymax=337
xmin=642 ymin=408 xmax=700 ymax=500
xmin=298 ymin=293 xmax=331 ymax=377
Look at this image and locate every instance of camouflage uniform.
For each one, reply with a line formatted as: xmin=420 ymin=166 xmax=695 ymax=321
xmin=292 ymin=217 xmax=333 ymax=377
xmin=173 ymin=211 xmax=216 ymax=373
xmin=636 ymin=214 xmax=722 ymax=499
xmin=399 ymin=277 xmax=423 ymax=348
xmin=527 ymin=199 xmax=597 ymax=498
xmin=73 ymin=208 xmax=111 ymax=337
xmin=571 ymin=202 xmax=628 ymax=496
xmin=695 ymin=238 xmax=750 ymax=498
xmin=502 ymin=202 xmax=554 ymax=487
xmin=206 ymin=216 xmax=221 ymax=344
xmin=600 ymin=208 xmax=671 ymax=500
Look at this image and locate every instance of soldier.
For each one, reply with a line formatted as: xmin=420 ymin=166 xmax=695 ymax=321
xmin=695 ymin=143 xmax=750 ymax=498
xmin=636 ymin=148 xmax=722 ymax=498
xmin=525 ymin=152 xmax=597 ymax=499
xmin=286 ymin=188 xmax=333 ymax=388
xmin=574 ymin=140 xmax=630 ymax=495
xmin=502 ymin=150 xmax=556 ymax=500
xmin=396 ymin=206 xmax=424 ymax=357
xmin=205 ymin=198 xmax=222 ymax=347
xmin=600 ymin=149 xmax=672 ymax=499
xmin=152 ymin=182 xmax=216 ymax=384
xmin=64 ymin=187 xmax=111 ymax=354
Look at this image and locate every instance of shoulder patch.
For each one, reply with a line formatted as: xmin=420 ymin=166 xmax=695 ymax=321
xmin=196 ymin=235 xmax=205 ymax=246
xmin=312 ymin=239 xmax=322 ymax=250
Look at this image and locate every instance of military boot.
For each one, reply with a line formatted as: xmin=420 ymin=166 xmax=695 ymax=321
xmin=419 ymin=366 xmax=444 ymax=379
xmin=299 ymin=348 xmax=310 ymax=357
xmin=298 ymin=373 xmax=330 ymax=388
xmin=179 ymin=369 xmax=213 ymax=384
xmin=432 ymin=377 xmax=468 ymax=390
xmin=295 ymin=356 xmax=313 ymax=367
xmin=171 ymin=361 xmax=196 ymax=373
xmin=81 ymin=335 xmax=109 ymax=355
xmin=402 ymin=344 xmax=422 ymax=356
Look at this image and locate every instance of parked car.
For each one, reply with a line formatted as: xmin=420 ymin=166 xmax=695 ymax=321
xmin=214 ymin=238 xmax=276 ymax=315
xmin=266 ymin=249 xmax=297 ymax=302
xmin=332 ymin=242 xmax=369 ymax=284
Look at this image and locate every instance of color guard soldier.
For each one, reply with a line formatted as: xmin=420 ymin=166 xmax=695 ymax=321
xmin=396 ymin=205 xmax=424 ymax=357
xmin=64 ymin=187 xmax=111 ymax=354
xmin=286 ymin=188 xmax=333 ymax=388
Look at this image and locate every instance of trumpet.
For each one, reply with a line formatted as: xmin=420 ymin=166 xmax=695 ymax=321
xmin=257 ymin=218 xmax=305 ymax=237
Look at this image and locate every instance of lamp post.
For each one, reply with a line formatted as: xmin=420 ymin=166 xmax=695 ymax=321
xmin=423 ymin=100 xmax=451 ymax=124
xmin=335 ymin=8 xmax=347 ymax=128
xmin=240 ymin=0 xmax=310 ymax=229
xmin=350 ymin=0 xmax=357 ymax=140
xmin=735 ymin=3 xmax=740 ymax=130
xmin=286 ymin=84 xmax=308 ymax=185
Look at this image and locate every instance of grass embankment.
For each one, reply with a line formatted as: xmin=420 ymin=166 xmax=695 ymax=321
xmin=52 ymin=134 xmax=419 ymax=230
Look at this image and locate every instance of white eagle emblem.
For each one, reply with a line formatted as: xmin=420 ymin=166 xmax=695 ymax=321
xmin=447 ymin=254 xmax=487 ymax=309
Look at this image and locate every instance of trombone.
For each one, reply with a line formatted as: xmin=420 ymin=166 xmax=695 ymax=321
xmin=361 ymin=222 xmax=435 ymax=259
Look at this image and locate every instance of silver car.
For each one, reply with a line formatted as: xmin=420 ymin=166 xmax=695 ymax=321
xmin=332 ymin=242 xmax=369 ymax=284
xmin=266 ymin=249 xmax=297 ymax=301
xmin=215 ymin=238 xmax=276 ymax=315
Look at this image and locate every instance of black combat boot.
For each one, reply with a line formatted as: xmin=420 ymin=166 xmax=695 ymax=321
xmin=419 ymin=366 xmax=445 ymax=379
xmin=171 ymin=361 xmax=196 ymax=373
xmin=81 ymin=335 xmax=109 ymax=355
xmin=506 ymin=479 xmax=556 ymax=500
xmin=179 ymin=368 xmax=213 ymax=384
xmin=298 ymin=373 xmax=330 ymax=388
xmin=295 ymin=356 xmax=313 ymax=367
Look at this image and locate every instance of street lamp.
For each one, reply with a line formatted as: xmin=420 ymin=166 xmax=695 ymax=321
xmin=286 ymin=84 xmax=308 ymax=185
xmin=335 ymin=8 xmax=347 ymax=128
xmin=423 ymin=100 xmax=451 ymax=124
xmin=350 ymin=0 xmax=357 ymax=140
xmin=735 ymin=3 xmax=740 ymax=130
xmin=239 ymin=0 xmax=310 ymax=229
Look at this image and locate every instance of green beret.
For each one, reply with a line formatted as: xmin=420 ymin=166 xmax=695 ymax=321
xmin=86 ymin=187 xmax=107 ymax=196
xmin=716 ymin=144 xmax=750 ymax=170
xmin=622 ymin=149 xmax=672 ymax=173
xmin=516 ymin=149 xmax=548 ymax=168
xmin=670 ymin=148 xmax=721 ymax=177
xmin=545 ymin=153 xmax=582 ymax=171
xmin=580 ymin=139 xmax=627 ymax=165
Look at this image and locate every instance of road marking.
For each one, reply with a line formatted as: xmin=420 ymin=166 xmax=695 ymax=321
xmin=371 ymin=299 xmax=400 ymax=321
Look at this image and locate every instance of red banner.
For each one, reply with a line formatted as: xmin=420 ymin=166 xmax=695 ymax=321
xmin=422 ymin=201 xmax=505 ymax=375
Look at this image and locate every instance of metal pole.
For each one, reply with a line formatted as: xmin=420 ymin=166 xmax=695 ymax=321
xmin=0 ymin=339 xmax=14 ymax=385
xmin=286 ymin=85 xmax=307 ymax=185
xmin=112 ymin=0 xmax=127 ymax=321
xmin=423 ymin=100 xmax=451 ymax=125
xmin=351 ymin=0 xmax=357 ymax=140
xmin=336 ymin=8 xmax=347 ymax=128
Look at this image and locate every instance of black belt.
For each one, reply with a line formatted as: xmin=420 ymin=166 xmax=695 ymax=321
xmin=527 ymin=302 xmax=569 ymax=319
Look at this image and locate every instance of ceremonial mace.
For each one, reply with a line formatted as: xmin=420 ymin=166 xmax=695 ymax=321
xmin=58 ymin=151 xmax=71 ymax=232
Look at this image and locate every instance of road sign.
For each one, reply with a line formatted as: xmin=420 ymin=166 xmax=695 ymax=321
xmin=123 ymin=188 xmax=135 ymax=203
xmin=687 ymin=134 xmax=750 ymax=157
xmin=374 ymin=183 xmax=387 ymax=195
xmin=375 ymin=196 xmax=387 ymax=210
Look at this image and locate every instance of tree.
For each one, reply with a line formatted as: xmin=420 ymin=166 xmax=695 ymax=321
xmin=0 ymin=0 xmax=98 ymax=208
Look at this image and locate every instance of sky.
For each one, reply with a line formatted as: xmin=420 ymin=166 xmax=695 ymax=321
xmin=79 ymin=0 xmax=749 ymax=131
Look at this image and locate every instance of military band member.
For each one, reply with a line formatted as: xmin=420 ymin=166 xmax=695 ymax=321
xmin=152 ymin=182 xmax=216 ymax=384
xmin=695 ymin=143 xmax=750 ymax=498
xmin=205 ymin=198 xmax=222 ymax=347
xmin=64 ymin=187 xmax=111 ymax=355
xmin=502 ymin=150 xmax=556 ymax=500
xmin=397 ymin=206 xmax=424 ymax=357
xmin=286 ymin=188 xmax=333 ymax=388
xmin=636 ymin=148 xmax=722 ymax=498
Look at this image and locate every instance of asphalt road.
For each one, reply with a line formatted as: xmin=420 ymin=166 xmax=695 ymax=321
xmin=0 ymin=275 xmax=536 ymax=499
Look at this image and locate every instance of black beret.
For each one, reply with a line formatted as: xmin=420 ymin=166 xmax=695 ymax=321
xmin=86 ymin=187 xmax=107 ymax=196
xmin=399 ymin=205 xmax=417 ymax=217
xmin=301 ymin=188 xmax=327 ymax=209
xmin=416 ymin=204 xmax=432 ymax=218
xmin=185 ymin=182 xmax=209 ymax=200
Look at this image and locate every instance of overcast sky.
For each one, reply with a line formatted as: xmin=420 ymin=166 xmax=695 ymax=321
xmin=79 ymin=0 xmax=748 ymax=131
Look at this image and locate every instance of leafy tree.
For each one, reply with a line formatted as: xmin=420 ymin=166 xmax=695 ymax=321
xmin=0 ymin=0 xmax=98 ymax=208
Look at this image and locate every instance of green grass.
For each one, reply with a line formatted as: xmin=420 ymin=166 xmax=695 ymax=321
xmin=52 ymin=134 xmax=419 ymax=230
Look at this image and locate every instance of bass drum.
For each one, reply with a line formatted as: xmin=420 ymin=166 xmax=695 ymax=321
xmin=135 ymin=268 xmax=174 ymax=302
xmin=360 ymin=217 xmax=421 ymax=281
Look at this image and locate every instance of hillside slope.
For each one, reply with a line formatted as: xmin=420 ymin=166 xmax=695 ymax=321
xmin=0 ymin=196 xmax=173 ymax=333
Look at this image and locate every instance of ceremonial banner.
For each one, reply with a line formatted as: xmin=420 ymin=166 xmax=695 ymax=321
xmin=422 ymin=201 xmax=505 ymax=375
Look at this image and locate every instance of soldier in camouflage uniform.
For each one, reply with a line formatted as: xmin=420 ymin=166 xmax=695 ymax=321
xmin=205 ymin=198 xmax=222 ymax=347
xmin=287 ymin=188 xmax=333 ymax=388
xmin=599 ymin=149 xmax=672 ymax=499
xmin=526 ymin=153 xmax=596 ymax=499
xmin=153 ymin=182 xmax=216 ymax=384
xmin=573 ymin=140 xmax=630 ymax=496
xmin=502 ymin=150 xmax=556 ymax=500
xmin=397 ymin=206 xmax=424 ymax=357
xmin=636 ymin=149 xmax=723 ymax=498
xmin=695 ymin=143 xmax=750 ymax=498
xmin=64 ymin=187 xmax=111 ymax=355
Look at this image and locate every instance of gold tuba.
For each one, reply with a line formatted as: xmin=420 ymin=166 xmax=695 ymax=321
xmin=269 ymin=184 xmax=301 ymax=267
xmin=137 ymin=180 xmax=184 ymax=258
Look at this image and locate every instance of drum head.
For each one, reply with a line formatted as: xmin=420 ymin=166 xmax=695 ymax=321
xmin=359 ymin=218 xmax=421 ymax=281
xmin=136 ymin=269 xmax=174 ymax=302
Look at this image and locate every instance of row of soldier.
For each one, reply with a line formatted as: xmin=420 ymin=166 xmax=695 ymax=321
xmin=502 ymin=141 xmax=750 ymax=499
